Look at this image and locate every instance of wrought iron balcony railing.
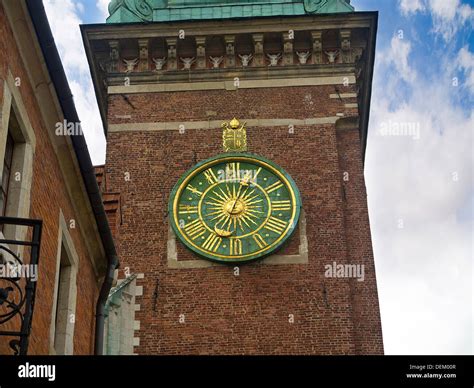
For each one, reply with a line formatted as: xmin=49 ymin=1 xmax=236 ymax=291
xmin=0 ymin=217 xmax=43 ymax=355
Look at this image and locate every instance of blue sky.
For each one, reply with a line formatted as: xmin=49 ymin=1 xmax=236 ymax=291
xmin=44 ymin=0 xmax=473 ymax=355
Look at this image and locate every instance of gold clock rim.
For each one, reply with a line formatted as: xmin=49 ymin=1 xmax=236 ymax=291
xmin=172 ymin=155 xmax=298 ymax=260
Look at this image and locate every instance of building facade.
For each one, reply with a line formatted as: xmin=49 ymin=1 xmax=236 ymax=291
xmin=83 ymin=0 xmax=383 ymax=354
xmin=0 ymin=0 xmax=118 ymax=355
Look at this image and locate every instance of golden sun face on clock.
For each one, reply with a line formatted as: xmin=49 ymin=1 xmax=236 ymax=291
xmin=169 ymin=154 xmax=301 ymax=263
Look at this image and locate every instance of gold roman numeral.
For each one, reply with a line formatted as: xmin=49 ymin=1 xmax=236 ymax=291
xmin=253 ymin=233 xmax=268 ymax=249
xmin=272 ymin=200 xmax=291 ymax=211
xmin=186 ymin=184 xmax=203 ymax=196
xmin=264 ymin=216 xmax=287 ymax=234
xmin=265 ymin=181 xmax=284 ymax=193
xmin=183 ymin=219 xmax=206 ymax=240
xmin=202 ymin=233 xmax=222 ymax=252
xmin=229 ymin=238 xmax=242 ymax=255
xmin=251 ymin=167 xmax=262 ymax=184
xmin=204 ymin=168 xmax=218 ymax=185
xmin=225 ymin=162 xmax=241 ymax=182
xmin=179 ymin=205 xmax=198 ymax=214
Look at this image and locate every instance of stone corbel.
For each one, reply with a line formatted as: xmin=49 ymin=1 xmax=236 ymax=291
xmin=109 ymin=40 xmax=120 ymax=73
xmin=283 ymin=32 xmax=294 ymax=66
xmin=196 ymin=37 xmax=206 ymax=69
xmin=224 ymin=35 xmax=235 ymax=68
xmin=352 ymin=47 xmax=364 ymax=63
xmin=252 ymin=33 xmax=264 ymax=67
xmin=340 ymin=30 xmax=352 ymax=63
xmin=311 ymin=31 xmax=323 ymax=65
xmin=352 ymin=38 xmax=366 ymax=64
xmin=166 ymin=37 xmax=177 ymax=71
xmin=138 ymin=39 xmax=149 ymax=72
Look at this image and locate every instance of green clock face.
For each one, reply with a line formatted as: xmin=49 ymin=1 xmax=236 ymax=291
xmin=169 ymin=153 xmax=301 ymax=263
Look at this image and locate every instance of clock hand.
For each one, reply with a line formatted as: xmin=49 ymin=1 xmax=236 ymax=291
xmin=214 ymin=213 xmax=233 ymax=237
xmin=229 ymin=174 xmax=251 ymax=214
xmin=212 ymin=175 xmax=253 ymax=237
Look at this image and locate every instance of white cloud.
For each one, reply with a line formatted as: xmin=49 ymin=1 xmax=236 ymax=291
xmin=428 ymin=0 xmax=459 ymax=20
xmin=459 ymin=3 xmax=474 ymax=22
xmin=429 ymin=2 xmax=473 ymax=41
xmin=367 ymin=36 xmax=473 ymax=354
xmin=96 ymin=0 xmax=110 ymax=20
xmin=456 ymin=46 xmax=474 ymax=95
xmin=43 ymin=0 xmax=88 ymax=75
xmin=69 ymin=80 xmax=106 ymax=165
xmin=399 ymin=0 xmax=425 ymax=15
xmin=44 ymin=0 xmax=106 ymax=164
xmin=378 ymin=36 xmax=416 ymax=84
xmin=398 ymin=0 xmax=474 ymax=41
xmin=76 ymin=2 xmax=85 ymax=15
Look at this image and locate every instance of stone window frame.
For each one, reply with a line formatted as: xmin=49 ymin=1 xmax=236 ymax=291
xmin=0 ymin=71 xmax=36 ymax=246
xmin=1 ymin=133 xmax=15 ymax=219
xmin=49 ymin=210 xmax=79 ymax=355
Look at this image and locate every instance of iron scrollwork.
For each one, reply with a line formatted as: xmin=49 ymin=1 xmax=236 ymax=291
xmin=0 ymin=217 xmax=43 ymax=355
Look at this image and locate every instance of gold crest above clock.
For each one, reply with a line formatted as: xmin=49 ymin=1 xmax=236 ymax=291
xmin=222 ymin=118 xmax=247 ymax=152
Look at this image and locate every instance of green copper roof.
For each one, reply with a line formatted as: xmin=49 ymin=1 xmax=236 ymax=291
xmin=106 ymin=0 xmax=354 ymax=23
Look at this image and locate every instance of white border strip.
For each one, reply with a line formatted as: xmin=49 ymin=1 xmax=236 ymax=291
xmin=108 ymin=117 xmax=340 ymax=132
xmin=108 ymin=76 xmax=356 ymax=94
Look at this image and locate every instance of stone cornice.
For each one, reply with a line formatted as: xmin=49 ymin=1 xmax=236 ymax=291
xmin=81 ymin=11 xmax=378 ymax=161
xmin=106 ymin=65 xmax=357 ymax=86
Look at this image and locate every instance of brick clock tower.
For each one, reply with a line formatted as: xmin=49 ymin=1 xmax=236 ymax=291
xmin=82 ymin=0 xmax=383 ymax=354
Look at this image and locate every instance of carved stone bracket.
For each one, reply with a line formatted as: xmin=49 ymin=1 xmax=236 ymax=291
xmin=138 ymin=39 xmax=149 ymax=72
xmin=166 ymin=37 xmax=177 ymax=70
xmin=340 ymin=30 xmax=352 ymax=63
xmin=252 ymin=33 xmax=264 ymax=67
xmin=109 ymin=40 xmax=120 ymax=73
xmin=103 ymin=28 xmax=362 ymax=75
xmin=352 ymin=47 xmax=364 ymax=63
xmin=311 ymin=31 xmax=323 ymax=65
xmin=196 ymin=37 xmax=206 ymax=69
xmin=283 ymin=32 xmax=294 ymax=66
xmin=225 ymin=35 xmax=236 ymax=68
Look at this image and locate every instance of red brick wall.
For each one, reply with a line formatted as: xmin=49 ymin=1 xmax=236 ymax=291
xmin=0 ymin=4 xmax=100 ymax=355
xmin=105 ymin=80 xmax=383 ymax=354
xmin=108 ymin=86 xmax=358 ymax=125
xmin=337 ymin=128 xmax=384 ymax=354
